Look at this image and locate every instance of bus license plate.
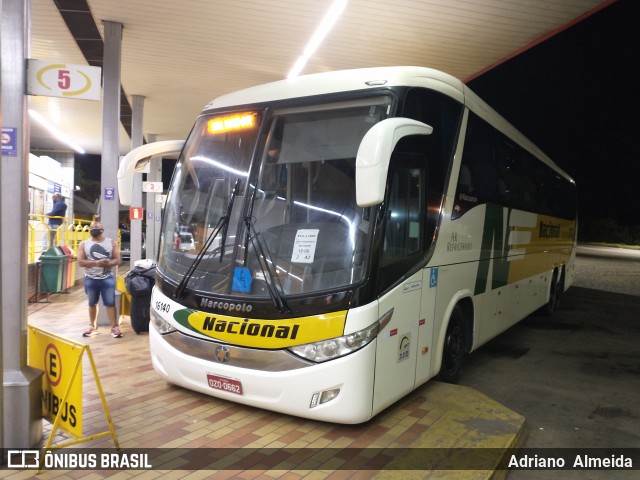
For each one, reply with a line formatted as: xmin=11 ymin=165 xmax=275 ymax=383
xmin=206 ymin=374 xmax=243 ymax=395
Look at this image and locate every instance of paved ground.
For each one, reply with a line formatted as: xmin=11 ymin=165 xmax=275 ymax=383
xmin=458 ymin=246 xmax=640 ymax=479
xmin=17 ymin=269 xmax=524 ymax=479
xmin=572 ymin=245 xmax=640 ymax=297
xmin=14 ymin=246 xmax=639 ymax=479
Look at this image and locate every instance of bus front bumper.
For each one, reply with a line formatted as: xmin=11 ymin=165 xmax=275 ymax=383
xmin=149 ymin=325 xmax=377 ymax=424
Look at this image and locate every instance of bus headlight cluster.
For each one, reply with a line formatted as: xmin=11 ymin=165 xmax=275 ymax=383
xmin=150 ymin=309 xmax=177 ymax=334
xmin=288 ymin=321 xmax=379 ymax=363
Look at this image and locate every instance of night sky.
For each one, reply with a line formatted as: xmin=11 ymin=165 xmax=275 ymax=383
xmin=467 ymin=0 xmax=640 ymax=228
xmin=77 ymin=0 xmax=639 ymax=231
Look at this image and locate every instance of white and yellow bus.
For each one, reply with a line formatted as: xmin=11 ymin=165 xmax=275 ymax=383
xmin=119 ymin=66 xmax=577 ymax=424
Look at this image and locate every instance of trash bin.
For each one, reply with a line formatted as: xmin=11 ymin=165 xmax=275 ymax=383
xmin=125 ymin=260 xmax=156 ymax=334
xmin=39 ymin=246 xmax=65 ymax=293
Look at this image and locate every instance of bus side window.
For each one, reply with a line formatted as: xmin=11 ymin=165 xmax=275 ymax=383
xmin=453 ymin=112 xmax=497 ymax=219
xmin=378 ymin=151 xmax=427 ymax=294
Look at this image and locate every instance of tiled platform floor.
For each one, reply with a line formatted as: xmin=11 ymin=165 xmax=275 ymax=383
xmin=8 ymin=283 xmax=525 ymax=479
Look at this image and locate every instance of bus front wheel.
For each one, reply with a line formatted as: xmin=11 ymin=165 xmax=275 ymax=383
xmin=438 ymin=305 xmax=468 ymax=383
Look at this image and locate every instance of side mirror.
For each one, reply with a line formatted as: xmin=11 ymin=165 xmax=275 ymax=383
xmin=117 ymin=140 xmax=185 ymax=205
xmin=355 ymin=118 xmax=432 ymax=207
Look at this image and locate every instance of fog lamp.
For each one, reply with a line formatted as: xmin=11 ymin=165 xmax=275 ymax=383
xmin=310 ymin=387 xmax=341 ymax=408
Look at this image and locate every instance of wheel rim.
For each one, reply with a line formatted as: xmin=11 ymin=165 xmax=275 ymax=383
xmin=443 ymin=319 xmax=463 ymax=373
xmin=548 ymin=271 xmax=558 ymax=312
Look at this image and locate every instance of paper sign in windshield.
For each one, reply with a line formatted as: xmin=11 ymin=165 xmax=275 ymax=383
xmin=291 ymin=229 xmax=319 ymax=263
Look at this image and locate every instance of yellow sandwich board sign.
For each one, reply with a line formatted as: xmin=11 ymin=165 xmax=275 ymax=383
xmin=29 ymin=329 xmax=83 ymax=435
xmin=28 ymin=326 xmax=118 ymax=449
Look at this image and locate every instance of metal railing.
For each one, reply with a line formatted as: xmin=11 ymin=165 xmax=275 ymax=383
xmin=27 ymin=215 xmax=94 ymax=263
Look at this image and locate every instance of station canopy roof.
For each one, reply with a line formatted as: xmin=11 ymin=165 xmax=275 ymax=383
xmin=29 ymin=0 xmax=611 ymax=155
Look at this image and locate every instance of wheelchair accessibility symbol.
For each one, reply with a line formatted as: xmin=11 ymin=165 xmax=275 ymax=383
xmin=429 ymin=268 xmax=439 ymax=288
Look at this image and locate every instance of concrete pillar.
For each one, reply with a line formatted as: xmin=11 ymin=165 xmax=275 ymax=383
xmin=1 ymin=0 xmax=44 ymax=448
xmin=145 ymin=134 xmax=161 ymax=260
xmin=130 ymin=95 xmax=144 ymax=263
xmin=99 ymin=21 xmax=123 ymax=244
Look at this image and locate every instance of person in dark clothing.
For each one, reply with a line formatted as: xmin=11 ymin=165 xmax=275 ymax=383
xmin=46 ymin=193 xmax=67 ymax=246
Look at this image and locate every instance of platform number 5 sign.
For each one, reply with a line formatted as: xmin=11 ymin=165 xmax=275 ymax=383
xmin=27 ymin=60 xmax=102 ymax=101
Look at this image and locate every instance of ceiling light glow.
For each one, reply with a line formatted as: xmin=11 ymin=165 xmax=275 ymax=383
xmin=29 ymin=109 xmax=86 ymax=154
xmin=287 ymin=0 xmax=347 ymax=80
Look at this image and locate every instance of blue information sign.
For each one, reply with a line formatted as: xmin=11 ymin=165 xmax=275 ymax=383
xmin=232 ymin=266 xmax=252 ymax=293
xmin=429 ymin=268 xmax=439 ymax=288
xmin=1 ymin=127 xmax=17 ymax=157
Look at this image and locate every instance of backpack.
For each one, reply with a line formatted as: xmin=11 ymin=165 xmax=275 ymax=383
xmin=125 ymin=266 xmax=156 ymax=296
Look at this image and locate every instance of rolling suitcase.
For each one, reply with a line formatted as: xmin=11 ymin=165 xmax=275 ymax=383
xmin=125 ymin=264 xmax=156 ymax=333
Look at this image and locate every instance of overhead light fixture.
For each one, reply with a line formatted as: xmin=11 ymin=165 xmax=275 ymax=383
xmin=28 ymin=109 xmax=86 ymax=154
xmin=287 ymin=0 xmax=347 ymax=80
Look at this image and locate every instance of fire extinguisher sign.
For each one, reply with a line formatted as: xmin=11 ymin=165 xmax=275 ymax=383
xmin=129 ymin=207 xmax=144 ymax=220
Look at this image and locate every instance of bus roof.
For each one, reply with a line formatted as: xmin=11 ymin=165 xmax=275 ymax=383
xmin=202 ymin=66 xmax=574 ymax=183
xmin=203 ymin=66 xmax=466 ymax=111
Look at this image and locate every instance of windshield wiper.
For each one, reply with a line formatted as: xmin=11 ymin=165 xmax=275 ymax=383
xmin=243 ymin=215 xmax=290 ymax=314
xmin=174 ymin=178 xmax=240 ymax=299
xmin=243 ymin=183 xmax=258 ymax=262
xmin=218 ymin=179 xmax=240 ymax=262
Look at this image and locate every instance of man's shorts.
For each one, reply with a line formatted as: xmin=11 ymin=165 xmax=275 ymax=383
xmin=84 ymin=275 xmax=116 ymax=307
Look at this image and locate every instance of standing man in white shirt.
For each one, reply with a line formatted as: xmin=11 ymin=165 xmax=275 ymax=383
xmin=77 ymin=220 xmax=123 ymax=338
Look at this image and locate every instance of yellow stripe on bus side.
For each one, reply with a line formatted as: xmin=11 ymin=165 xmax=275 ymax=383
xmin=506 ymin=215 xmax=576 ymax=283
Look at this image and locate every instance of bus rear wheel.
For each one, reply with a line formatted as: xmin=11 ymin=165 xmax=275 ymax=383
xmin=438 ymin=305 xmax=468 ymax=383
xmin=541 ymin=268 xmax=563 ymax=317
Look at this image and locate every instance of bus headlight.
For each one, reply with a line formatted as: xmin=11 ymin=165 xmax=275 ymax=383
xmin=288 ymin=321 xmax=380 ymax=363
xmin=150 ymin=309 xmax=177 ymax=334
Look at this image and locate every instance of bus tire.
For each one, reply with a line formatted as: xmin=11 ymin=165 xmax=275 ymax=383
xmin=437 ymin=305 xmax=468 ymax=383
xmin=541 ymin=268 xmax=562 ymax=317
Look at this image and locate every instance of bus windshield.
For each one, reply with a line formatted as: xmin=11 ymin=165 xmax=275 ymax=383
xmin=158 ymin=96 xmax=392 ymax=299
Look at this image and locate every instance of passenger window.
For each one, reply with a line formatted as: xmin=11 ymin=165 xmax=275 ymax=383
xmin=455 ymin=112 xmax=575 ymax=219
xmin=495 ymin=141 xmax=523 ymax=207
xmin=453 ymin=113 xmax=497 ymax=219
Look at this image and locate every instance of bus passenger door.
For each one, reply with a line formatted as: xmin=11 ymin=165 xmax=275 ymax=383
xmin=372 ymin=151 xmax=428 ymax=413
